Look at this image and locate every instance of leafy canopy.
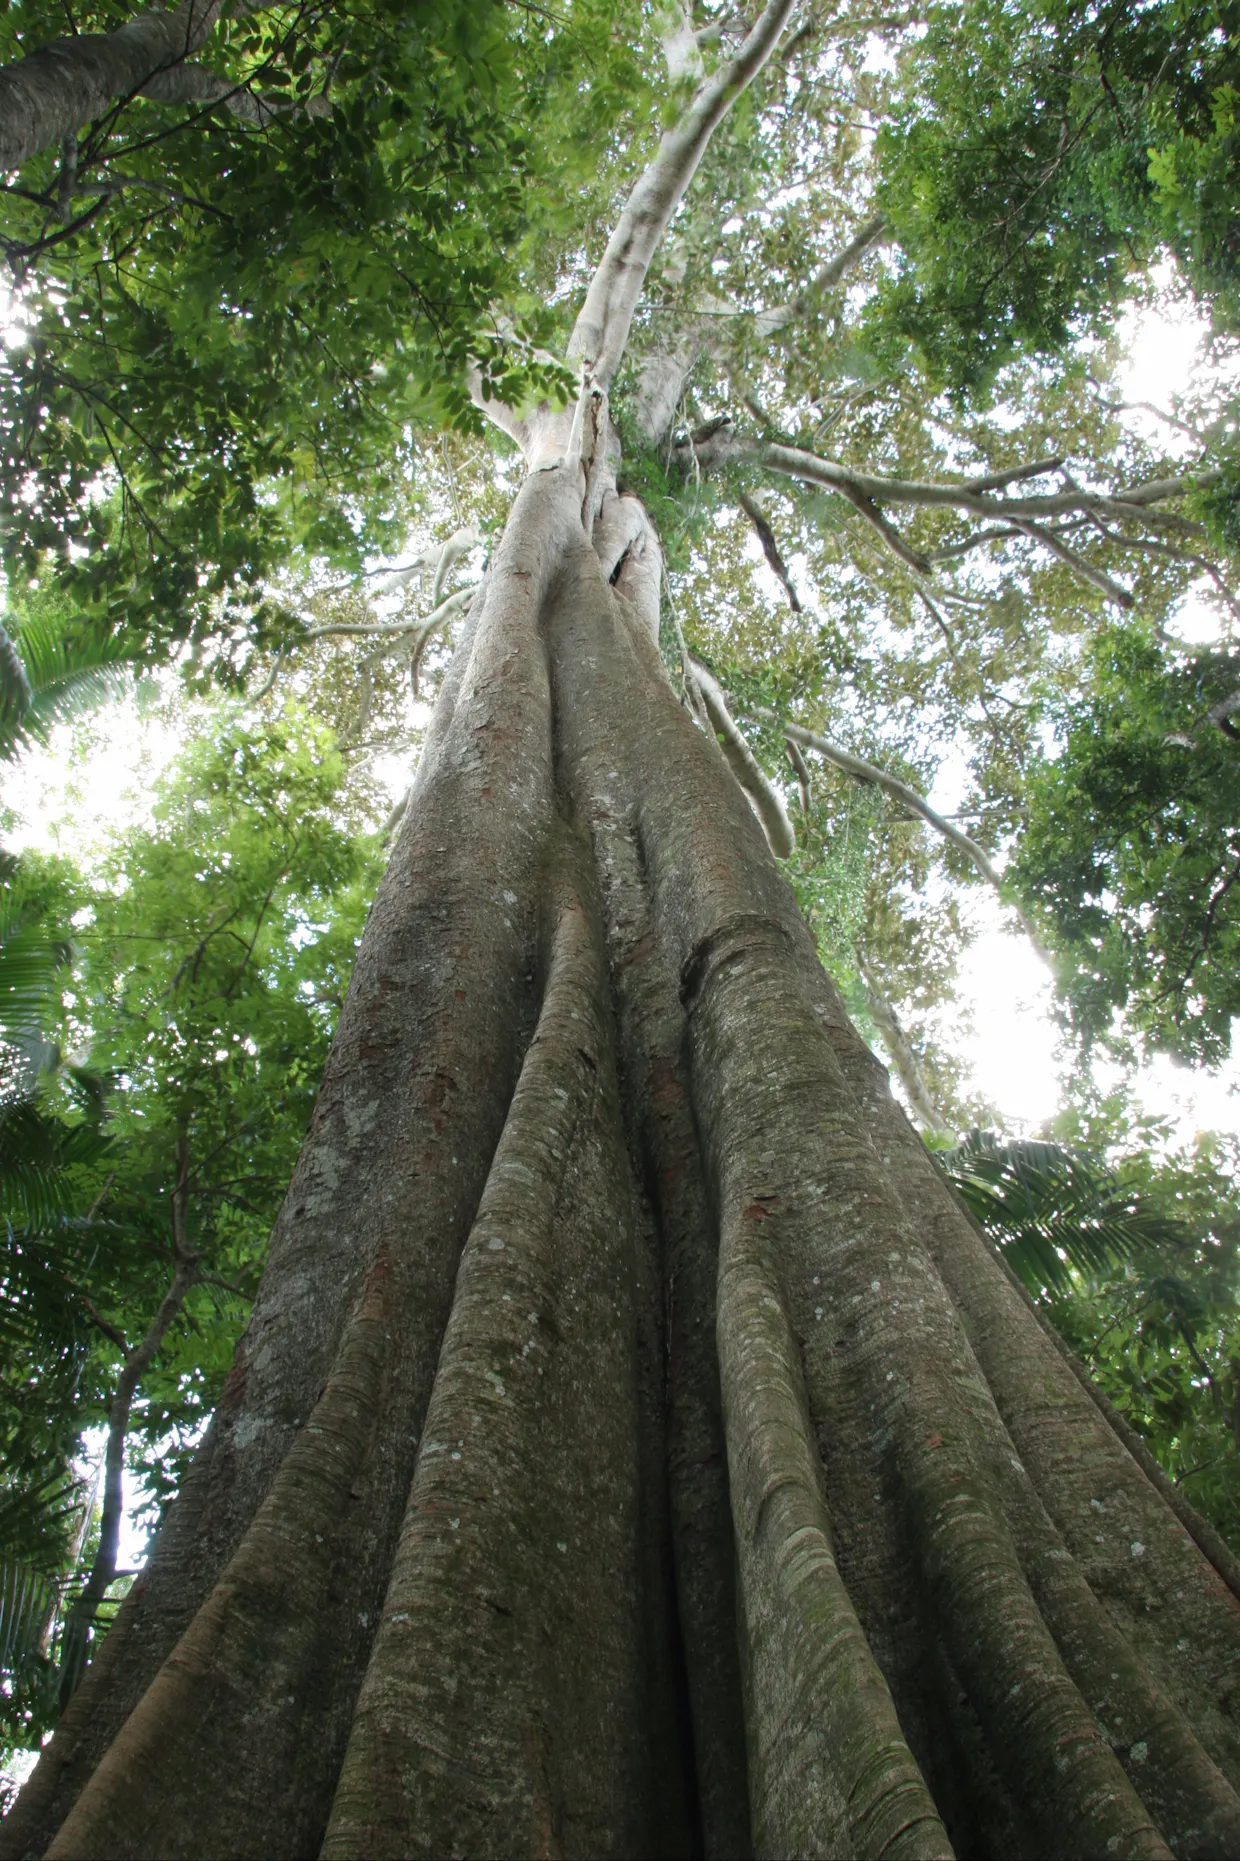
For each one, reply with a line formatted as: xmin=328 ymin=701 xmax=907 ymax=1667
xmin=1011 ymin=625 xmax=1240 ymax=1066
xmin=0 ymin=0 xmax=651 ymax=677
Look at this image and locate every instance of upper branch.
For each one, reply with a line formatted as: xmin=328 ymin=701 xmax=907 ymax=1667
xmin=566 ymin=0 xmax=798 ymax=390
xmin=753 ymin=212 xmax=887 ymax=337
xmin=693 ymin=426 xmax=1223 ymax=604
xmin=693 ymin=658 xmax=796 ymax=857
xmin=706 ymin=432 xmax=1219 ymax=525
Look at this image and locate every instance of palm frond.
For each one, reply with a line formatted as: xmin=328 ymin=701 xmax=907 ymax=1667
xmin=0 ymin=914 xmax=71 ymax=1052
xmin=0 ymin=1463 xmax=85 ymax=1571
xmin=0 ymin=613 xmax=136 ymax=762
xmin=0 ymin=1102 xmax=111 ymax=1229
xmin=938 ymin=1130 xmax=1185 ymax=1294
xmin=0 ymin=1558 xmax=57 ymax=1675
xmin=0 ymin=624 xmax=33 ymax=745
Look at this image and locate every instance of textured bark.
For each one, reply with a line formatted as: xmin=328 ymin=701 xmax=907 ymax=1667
xmin=9 ymin=450 xmax=1240 ymax=1861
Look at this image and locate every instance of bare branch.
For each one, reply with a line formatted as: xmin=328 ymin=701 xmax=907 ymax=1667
xmin=722 ymin=434 xmax=1219 ymax=523
xmin=1086 ymin=374 xmax=1209 ymax=447
xmin=699 ymin=428 xmax=1215 ymax=588
xmin=304 ymin=583 xmax=477 ymax=643
xmin=567 ymin=0 xmax=798 ymax=389
xmin=785 ymin=734 xmax=812 ymax=816
xmin=1011 ymin=519 xmax=1133 ymax=608
xmin=429 ymin=528 xmax=481 ymax=606
xmin=739 ymin=491 xmax=801 ymax=609
xmin=963 ymin=456 xmax=1065 ymax=493
xmin=753 ymin=213 xmax=887 ymax=336
xmin=409 ymin=585 xmax=479 ymax=696
xmin=1083 ymin=523 xmax=1240 ymax=623
xmin=857 ymin=953 xmax=951 ymax=1136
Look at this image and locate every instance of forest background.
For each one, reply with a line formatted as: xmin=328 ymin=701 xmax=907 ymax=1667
xmin=1 ymin=0 xmax=1240 ymax=1799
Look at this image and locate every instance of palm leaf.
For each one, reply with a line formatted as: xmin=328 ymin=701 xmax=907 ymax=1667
xmin=0 ymin=612 xmax=136 ymax=762
xmin=0 ymin=1558 xmax=57 ymax=1675
xmin=0 ymin=1102 xmax=111 ymax=1229
xmin=0 ymin=624 xmax=33 ymax=745
xmin=939 ymin=1131 xmax=1185 ymax=1294
xmin=0 ymin=1462 xmax=85 ymax=1572
xmin=0 ymin=914 xmax=71 ymax=1052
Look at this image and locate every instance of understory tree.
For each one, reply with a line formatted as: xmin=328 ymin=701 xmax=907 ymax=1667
xmin=4 ymin=2 xmax=1240 ymax=1857
xmin=0 ymin=707 xmax=378 ymax=1756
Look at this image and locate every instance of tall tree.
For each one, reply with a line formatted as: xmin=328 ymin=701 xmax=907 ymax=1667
xmin=5 ymin=4 xmax=1240 ymax=1858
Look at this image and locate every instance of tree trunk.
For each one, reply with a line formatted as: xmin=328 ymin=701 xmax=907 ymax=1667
xmin=5 ymin=454 xmax=1240 ymax=1861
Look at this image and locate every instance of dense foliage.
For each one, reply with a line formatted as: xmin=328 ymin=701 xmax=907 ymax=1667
xmin=0 ymin=0 xmax=646 ymax=676
xmin=875 ymin=0 xmax=1240 ymax=388
xmin=947 ymin=1123 xmax=1240 ymax=1550
xmin=1012 ymin=625 xmax=1240 ymax=1065
xmin=0 ymin=706 xmax=381 ymax=1754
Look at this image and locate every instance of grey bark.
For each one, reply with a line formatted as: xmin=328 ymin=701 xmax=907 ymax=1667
xmin=0 ymin=0 xmax=242 ymax=172
xmin=11 ymin=446 xmax=1240 ymax=1861
xmin=9 ymin=11 xmax=1240 ymax=1855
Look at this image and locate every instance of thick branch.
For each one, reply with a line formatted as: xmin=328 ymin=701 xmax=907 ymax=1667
xmin=707 ymin=431 xmax=1217 ymax=524
xmin=692 ymin=658 xmax=796 ymax=857
xmin=429 ymin=528 xmax=480 ymax=606
xmin=567 ymin=0 xmax=797 ymax=388
xmin=785 ymin=735 xmax=812 ymax=815
xmin=700 ymin=429 xmax=1213 ymax=585
xmin=0 ymin=0 xmax=265 ymax=170
xmin=137 ymin=60 xmax=278 ymax=126
xmin=658 ymin=1 xmax=705 ymax=82
xmin=410 ymin=585 xmax=481 ymax=696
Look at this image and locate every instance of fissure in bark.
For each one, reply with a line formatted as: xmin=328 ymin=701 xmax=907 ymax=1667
xmin=7 ymin=448 xmax=1240 ymax=1861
